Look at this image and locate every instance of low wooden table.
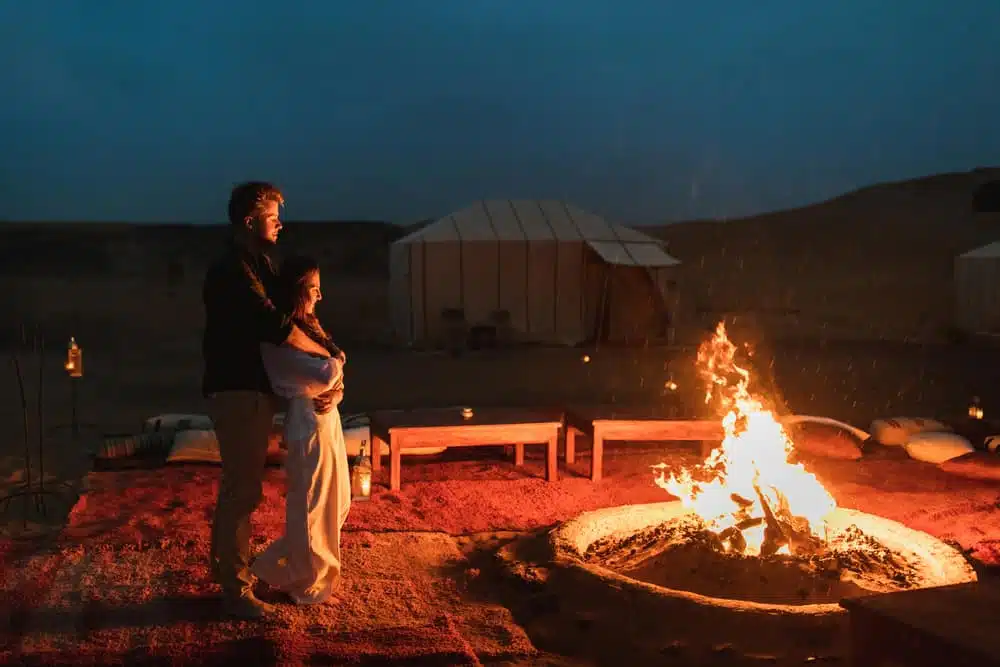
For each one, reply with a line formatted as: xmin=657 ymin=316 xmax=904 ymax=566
xmin=840 ymin=581 xmax=1000 ymax=667
xmin=563 ymin=405 xmax=724 ymax=482
xmin=368 ymin=407 xmax=564 ymax=492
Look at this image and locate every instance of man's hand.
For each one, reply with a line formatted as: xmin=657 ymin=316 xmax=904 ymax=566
xmin=313 ymin=386 xmax=344 ymax=415
xmin=314 ymin=391 xmax=335 ymax=415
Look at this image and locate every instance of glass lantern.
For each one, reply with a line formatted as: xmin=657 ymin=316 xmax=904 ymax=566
xmin=65 ymin=337 xmax=83 ymax=378
xmin=351 ymin=439 xmax=372 ymax=501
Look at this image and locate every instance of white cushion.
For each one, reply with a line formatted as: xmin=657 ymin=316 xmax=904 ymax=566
xmin=780 ymin=416 xmax=865 ymax=460
xmin=903 ymin=431 xmax=975 ymax=464
xmin=869 ymin=417 xmax=951 ymax=447
xmin=144 ymin=413 xmax=213 ymax=433
xmin=166 ymin=429 xmax=221 ymax=463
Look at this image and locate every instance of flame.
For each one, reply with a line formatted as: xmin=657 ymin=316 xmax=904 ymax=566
xmin=653 ymin=322 xmax=836 ymax=556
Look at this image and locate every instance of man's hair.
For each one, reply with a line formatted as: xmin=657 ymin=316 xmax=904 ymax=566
xmin=227 ymin=181 xmax=284 ymax=226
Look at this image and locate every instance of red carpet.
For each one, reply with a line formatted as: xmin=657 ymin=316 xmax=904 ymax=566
xmin=3 ymin=426 xmax=1000 ymax=664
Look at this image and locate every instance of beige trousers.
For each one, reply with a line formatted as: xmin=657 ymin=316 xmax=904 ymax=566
xmin=208 ymin=391 xmax=278 ymax=596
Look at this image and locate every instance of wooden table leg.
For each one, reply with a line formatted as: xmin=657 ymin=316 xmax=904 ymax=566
xmin=590 ymin=428 xmax=604 ymax=483
xmin=390 ymin=434 xmax=402 ymax=492
xmin=372 ymin=434 xmax=385 ymax=472
xmin=546 ymin=432 xmax=558 ymax=482
xmin=565 ymin=427 xmax=577 ymax=465
xmin=514 ymin=443 xmax=525 ymax=467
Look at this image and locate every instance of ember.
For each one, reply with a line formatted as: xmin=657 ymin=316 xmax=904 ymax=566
xmin=653 ymin=322 xmax=837 ymax=556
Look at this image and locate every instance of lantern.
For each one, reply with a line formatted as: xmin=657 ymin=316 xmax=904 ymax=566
xmin=461 ymin=407 xmax=474 ymax=419
xmin=65 ymin=337 xmax=83 ymax=378
xmin=969 ymin=397 xmax=984 ymax=420
xmin=351 ymin=439 xmax=372 ymax=501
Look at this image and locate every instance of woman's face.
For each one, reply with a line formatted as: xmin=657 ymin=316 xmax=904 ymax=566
xmin=302 ymin=270 xmax=322 ymax=315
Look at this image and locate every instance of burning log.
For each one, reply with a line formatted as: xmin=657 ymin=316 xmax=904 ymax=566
xmin=711 ymin=493 xmax=768 ymax=553
xmin=717 ymin=526 xmax=746 ymax=553
xmin=716 ymin=516 xmax=765 ymax=553
xmin=756 ymin=489 xmax=788 ymax=558
xmin=730 ymin=493 xmax=753 ymax=508
xmin=755 ymin=485 xmax=824 ymax=558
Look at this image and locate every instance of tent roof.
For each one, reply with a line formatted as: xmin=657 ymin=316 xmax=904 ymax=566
xmin=959 ymin=241 xmax=1000 ymax=258
xmin=396 ymin=199 xmax=680 ymax=267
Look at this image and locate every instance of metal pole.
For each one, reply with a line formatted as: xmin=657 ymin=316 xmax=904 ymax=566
xmin=36 ymin=335 xmax=46 ymax=513
xmin=71 ymin=377 xmax=79 ymax=440
xmin=12 ymin=356 xmax=29 ymax=528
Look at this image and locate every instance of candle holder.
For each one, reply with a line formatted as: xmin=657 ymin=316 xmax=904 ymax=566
xmin=49 ymin=336 xmax=98 ymax=442
xmin=351 ymin=439 xmax=372 ymax=501
xmin=65 ymin=337 xmax=83 ymax=438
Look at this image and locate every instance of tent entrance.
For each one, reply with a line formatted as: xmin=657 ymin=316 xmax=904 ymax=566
xmin=591 ymin=262 xmax=677 ymax=346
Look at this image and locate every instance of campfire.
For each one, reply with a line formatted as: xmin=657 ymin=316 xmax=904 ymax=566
xmin=537 ymin=326 xmax=978 ymax=655
xmin=653 ymin=322 xmax=836 ymax=557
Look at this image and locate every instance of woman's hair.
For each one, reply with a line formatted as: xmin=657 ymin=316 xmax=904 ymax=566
xmin=277 ymin=255 xmax=340 ymax=356
xmin=277 ymin=255 xmax=321 ymax=321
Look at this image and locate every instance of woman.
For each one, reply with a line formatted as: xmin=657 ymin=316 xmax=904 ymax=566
xmin=250 ymin=256 xmax=351 ymax=605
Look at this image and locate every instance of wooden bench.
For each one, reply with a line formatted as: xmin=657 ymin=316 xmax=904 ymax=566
xmin=368 ymin=407 xmax=564 ymax=492
xmin=840 ymin=581 xmax=1000 ymax=667
xmin=563 ymin=404 xmax=724 ymax=482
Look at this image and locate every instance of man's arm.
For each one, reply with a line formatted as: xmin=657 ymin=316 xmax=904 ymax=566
xmin=214 ymin=259 xmax=331 ymax=358
xmin=286 ymin=325 xmax=331 ymax=358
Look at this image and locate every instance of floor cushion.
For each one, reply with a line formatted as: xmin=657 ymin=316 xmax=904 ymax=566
xmin=903 ymin=431 xmax=975 ymax=464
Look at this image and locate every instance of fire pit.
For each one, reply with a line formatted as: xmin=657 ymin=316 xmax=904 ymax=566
xmin=535 ymin=324 xmax=975 ymax=660
xmin=553 ymin=502 xmax=976 ymax=614
xmin=544 ymin=501 xmax=976 ymax=660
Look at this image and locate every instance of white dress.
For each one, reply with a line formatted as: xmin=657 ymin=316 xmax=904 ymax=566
xmin=251 ymin=343 xmax=352 ymax=605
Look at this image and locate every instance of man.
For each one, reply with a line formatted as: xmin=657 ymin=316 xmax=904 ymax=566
xmin=202 ymin=182 xmax=334 ymax=619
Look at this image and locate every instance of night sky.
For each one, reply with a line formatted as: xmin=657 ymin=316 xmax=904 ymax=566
xmin=3 ymin=2 xmax=998 ymax=225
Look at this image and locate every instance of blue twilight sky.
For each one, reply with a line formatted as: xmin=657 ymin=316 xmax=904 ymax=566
xmin=2 ymin=2 xmax=999 ymax=225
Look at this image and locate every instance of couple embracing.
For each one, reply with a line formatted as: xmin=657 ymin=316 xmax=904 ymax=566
xmin=201 ymin=182 xmax=351 ymax=619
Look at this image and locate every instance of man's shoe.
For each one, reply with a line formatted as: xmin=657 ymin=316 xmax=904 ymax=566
xmin=222 ymin=590 xmax=276 ymax=620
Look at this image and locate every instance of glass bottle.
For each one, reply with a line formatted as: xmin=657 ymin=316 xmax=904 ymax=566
xmin=352 ymin=439 xmax=372 ymax=501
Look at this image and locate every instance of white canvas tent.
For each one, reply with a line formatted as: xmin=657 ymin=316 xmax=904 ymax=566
xmin=955 ymin=241 xmax=1000 ymax=333
xmin=389 ymin=200 xmax=681 ymax=346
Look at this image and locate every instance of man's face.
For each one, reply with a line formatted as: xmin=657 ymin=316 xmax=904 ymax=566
xmin=248 ymin=199 xmax=282 ymax=246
